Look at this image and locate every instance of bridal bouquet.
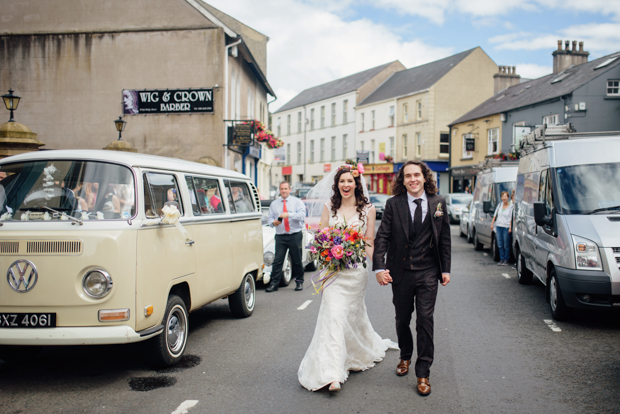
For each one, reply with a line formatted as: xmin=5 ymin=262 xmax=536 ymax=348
xmin=307 ymin=222 xmax=368 ymax=294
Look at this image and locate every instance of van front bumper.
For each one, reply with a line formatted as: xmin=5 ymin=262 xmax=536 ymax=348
xmin=555 ymin=267 xmax=620 ymax=309
xmin=0 ymin=325 xmax=162 ymax=346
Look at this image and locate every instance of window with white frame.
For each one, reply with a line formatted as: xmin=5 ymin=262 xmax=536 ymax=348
xmin=320 ymin=138 xmax=325 ymax=162
xmin=543 ymin=114 xmax=559 ymax=126
xmin=416 ymin=132 xmax=422 ymax=157
xmin=310 ymin=109 xmax=315 ymax=130
xmin=417 ymin=100 xmax=422 ymax=120
xmin=286 ymin=143 xmax=290 ymax=164
xmin=389 ymin=106 xmax=395 ymax=127
xmin=343 ymin=134 xmax=348 ymax=159
xmin=298 ymin=111 xmax=302 ymax=133
xmin=331 ymin=136 xmax=336 ymax=161
xmin=360 ymin=141 xmax=365 ymax=151
xmin=310 ymin=140 xmax=315 ymax=163
xmin=320 ymin=106 xmax=325 ymax=128
xmin=371 ymin=139 xmax=375 ymax=164
xmin=247 ymin=88 xmax=254 ymax=120
xmin=287 ymin=114 xmax=291 ymax=135
xmin=371 ymin=110 xmax=375 ymax=130
xmin=403 ymin=134 xmax=408 ymax=158
xmin=331 ymin=103 xmax=336 ymax=126
xmin=361 ymin=113 xmax=365 ymax=131
xmin=343 ymin=100 xmax=348 ymax=123
xmin=403 ymin=103 xmax=408 ymax=122
xmin=607 ymin=80 xmax=619 ymax=96
xmin=297 ymin=142 xmax=302 ymax=164
xmin=462 ymin=133 xmax=474 ymax=159
xmin=439 ymin=133 xmax=449 ymax=155
xmin=487 ymin=128 xmax=499 ymax=155
xmin=389 ymin=136 xmax=395 ymax=158
xmin=277 ymin=117 xmax=281 ymax=137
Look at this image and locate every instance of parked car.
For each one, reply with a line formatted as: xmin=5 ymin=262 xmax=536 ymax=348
xmin=0 ymin=150 xmax=262 ymax=366
xmin=261 ymin=202 xmax=316 ymax=287
xmin=445 ymin=193 xmax=473 ymax=223
xmin=470 ymin=164 xmax=518 ymax=261
xmin=459 ymin=200 xmax=473 ymax=241
xmin=296 ymin=187 xmax=313 ymax=199
xmin=369 ymin=194 xmax=390 ymax=219
xmin=513 ymin=125 xmax=620 ymax=320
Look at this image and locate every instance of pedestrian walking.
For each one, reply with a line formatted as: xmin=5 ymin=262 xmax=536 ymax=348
xmin=491 ymin=191 xmax=513 ymax=266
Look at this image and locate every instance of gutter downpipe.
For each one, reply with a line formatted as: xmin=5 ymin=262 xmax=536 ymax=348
xmin=224 ymin=39 xmax=242 ymax=171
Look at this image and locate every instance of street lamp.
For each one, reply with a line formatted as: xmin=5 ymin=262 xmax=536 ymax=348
xmin=114 ymin=116 xmax=126 ymax=140
xmin=2 ymin=89 xmax=21 ymax=123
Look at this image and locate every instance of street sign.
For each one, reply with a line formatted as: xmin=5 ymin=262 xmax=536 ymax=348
xmin=233 ymin=123 xmax=254 ymax=146
xmin=122 ymin=88 xmax=213 ymax=115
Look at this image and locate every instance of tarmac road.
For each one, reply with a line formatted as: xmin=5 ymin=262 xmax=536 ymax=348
xmin=1 ymin=225 xmax=619 ymax=413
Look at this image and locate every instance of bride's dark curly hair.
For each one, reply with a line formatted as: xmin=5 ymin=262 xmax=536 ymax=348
xmin=392 ymin=160 xmax=438 ymax=196
xmin=330 ymin=167 xmax=370 ymax=226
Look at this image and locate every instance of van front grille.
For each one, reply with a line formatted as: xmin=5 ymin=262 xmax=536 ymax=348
xmin=613 ymin=248 xmax=620 ymax=270
xmin=0 ymin=241 xmax=19 ymax=254
xmin=27 ymin=241 xmax=82 ymax=254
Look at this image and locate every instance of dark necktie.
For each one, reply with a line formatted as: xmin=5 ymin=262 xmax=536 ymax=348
xmin=413 ymin=199 xmax=422 ymax=233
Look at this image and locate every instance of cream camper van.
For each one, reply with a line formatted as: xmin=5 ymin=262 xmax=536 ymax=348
xmin=0 ymin=150 xmax=263 ymax=366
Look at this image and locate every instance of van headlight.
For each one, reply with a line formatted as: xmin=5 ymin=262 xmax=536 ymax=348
xmin=82 ymin=270 xmax=113 ymax=298
xmin=572 ymin=236 xmax=603 ymax=271
xmin=264 ymin=251 xmax=275 ymax=265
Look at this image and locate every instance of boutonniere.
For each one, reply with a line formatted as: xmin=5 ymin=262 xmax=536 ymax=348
xmin=434 ymin=203 xmax=443 ymax=218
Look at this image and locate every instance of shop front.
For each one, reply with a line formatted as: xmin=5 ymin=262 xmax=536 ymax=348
xmin=450 ymin=164 xmax=478 ymax=194
xmin=363 ymin=163 xmax=396 ymax=194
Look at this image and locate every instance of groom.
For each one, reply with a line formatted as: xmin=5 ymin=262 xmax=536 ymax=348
xmin=373 ymin=161 xmax=451 ymax=396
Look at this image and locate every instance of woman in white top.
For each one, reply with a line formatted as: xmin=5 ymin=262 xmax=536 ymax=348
xmin=491 ymin=191 xmax=514 ymax=266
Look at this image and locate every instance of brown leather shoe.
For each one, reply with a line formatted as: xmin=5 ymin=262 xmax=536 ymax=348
xmin=417 ymin=377 xmax=431 ymax=396
xmin=396 ymin=359 xmax=410 ymax=376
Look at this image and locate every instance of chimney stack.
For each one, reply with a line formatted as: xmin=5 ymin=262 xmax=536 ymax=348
xmin=553 ymin=40 xmax=589 ymax=74
xmin=493 ymin=65 xmax=521 ymax=94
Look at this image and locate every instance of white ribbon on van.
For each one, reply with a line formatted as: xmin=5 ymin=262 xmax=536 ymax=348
xmin=161 ymin=203 xmax=189 ymax=240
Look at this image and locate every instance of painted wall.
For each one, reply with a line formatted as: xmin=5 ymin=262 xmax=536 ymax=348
xmin=450 ymin=114 xmax=503 ymax=168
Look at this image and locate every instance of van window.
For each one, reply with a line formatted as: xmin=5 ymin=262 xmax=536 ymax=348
xmin=0 ymin=160 xmax=135 ymax=221
xmin=188 ymin=176 xmax=224 ymax=215
xmin=556 ymin=162 xmax=620 ymax=214
xmin=538 ymin=170 xmax=547 ymax=203
xmin=225 ymin=181 xmax=255 ymax=214
xmin=143 ymin=172 xmax=183 ymax=218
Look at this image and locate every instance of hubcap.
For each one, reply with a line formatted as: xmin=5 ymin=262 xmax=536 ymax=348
xmin=550 ymin=277 xmax=558 ymax=311
xmin=283 ymin=255 xmax=292 ymax=283
xmin=166 ymin=306 xmax=186 ymax=355
xmin=244 ymin=276 xmax=255 ymax=310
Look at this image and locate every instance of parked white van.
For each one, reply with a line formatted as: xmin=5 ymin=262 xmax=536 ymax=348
xmin=513 ymin=125 xmax=620 ymax=320
xmin=469 ymin=163 xmax=518 ymax=260
xmin=0 ymin=150 xmax=263 ymax=365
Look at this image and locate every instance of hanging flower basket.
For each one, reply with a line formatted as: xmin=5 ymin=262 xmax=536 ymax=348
xmin=244 ymin=120 xmax=283 ymax=149
xmin=384 ymin=155 xmax=394 ymax=163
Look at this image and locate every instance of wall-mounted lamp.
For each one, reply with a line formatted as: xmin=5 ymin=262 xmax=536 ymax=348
xmin=2 ymin=89 xmax=21 ymax=123
xmin=114 ymin=116 xmax=127 ymax=140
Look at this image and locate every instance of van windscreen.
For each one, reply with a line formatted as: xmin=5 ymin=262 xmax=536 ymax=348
xmin=0 ymin=160 xmax=135 ymax=221
xmin=556 ymin=163 xmax=620 ymax=214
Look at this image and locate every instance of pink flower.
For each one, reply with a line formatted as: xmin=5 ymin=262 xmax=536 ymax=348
xmin=357 ymin=163 xmax=365 ymax=174
xmin=346 ymin=251 xmax=353 ymax=256
xmin=331 ymin=245 xmax=344 ymax=260
xmin=310 ymin=246 xmax=317 ymax=254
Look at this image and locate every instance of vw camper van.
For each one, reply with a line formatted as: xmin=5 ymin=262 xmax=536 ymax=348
xmin=0 ymin=150 xmax=263 ymax=366
xmin=470 ymin=164 xmax=518 ymax=259
xmin=513 ymin=125 xmax=620 ymax=320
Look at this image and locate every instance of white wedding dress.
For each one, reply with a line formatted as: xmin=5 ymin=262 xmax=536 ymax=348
xmin=298 ymin=206 xmax=398 ymax=391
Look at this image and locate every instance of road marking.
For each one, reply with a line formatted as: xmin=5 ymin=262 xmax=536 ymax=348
xmin=298 ymin=300 xmax=313 ymax=310
xmin=171 ymin=400 xmax=199 ymax=414
xmin=543 ymin=319 xmax=562 ymax=332
xmin=502 ymin=273 xmax=511 ymax=279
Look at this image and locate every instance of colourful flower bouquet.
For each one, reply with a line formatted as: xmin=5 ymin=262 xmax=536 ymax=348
xmin=307 ymin=221 xmax=369 ymax=294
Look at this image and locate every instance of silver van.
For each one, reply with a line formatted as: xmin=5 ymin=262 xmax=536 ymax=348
xmin=513 ymin=125 xmax=620 ymax=320
xmin=470 ymin=164 xmax=518 ymax=260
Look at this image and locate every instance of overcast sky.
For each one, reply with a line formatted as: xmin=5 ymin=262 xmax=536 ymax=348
xmin=205 ymin=0 xmax=620 ymax=111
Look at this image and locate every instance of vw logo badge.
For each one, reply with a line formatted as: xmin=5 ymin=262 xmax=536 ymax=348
xmin=7 ymin=260 xmax=38 ymax=293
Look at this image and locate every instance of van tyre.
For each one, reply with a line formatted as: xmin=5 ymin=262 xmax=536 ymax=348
xmin=492 ymin=234 xmax=500 ymax=262
xmin=517 ymin=249 xmax=533 ymax=285
xmin=279 ymin=253 xmax=292 ymax=287
xmin=229 ymin=273 xmax=255 ymax=318
xmin=305 ymin=258 xmax=318 ymax=271
xmin=549 ymin=269 xmax=571 ymax=321
xmin=473 ymin=230 xmax=483 ymax=251
xmin=150 ymin=295 xmax=188 ymax=367
xmin=466 ymin=225 xmax=473 ymax=243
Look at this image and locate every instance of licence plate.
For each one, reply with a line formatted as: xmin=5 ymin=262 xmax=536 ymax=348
xmin=0 ymin=313 xmax=56 ymax=328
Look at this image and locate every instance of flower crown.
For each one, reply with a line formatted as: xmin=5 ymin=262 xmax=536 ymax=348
xmin=338 ymin=163 xmax=365 ymax=178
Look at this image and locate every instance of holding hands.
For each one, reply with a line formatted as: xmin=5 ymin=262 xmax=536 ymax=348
xmin=376 ymin=270 xmax=392 ymax=286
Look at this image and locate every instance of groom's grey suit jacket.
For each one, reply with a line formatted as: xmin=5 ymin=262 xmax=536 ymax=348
xmin=373 ymin=192 xmax=451 ymax=285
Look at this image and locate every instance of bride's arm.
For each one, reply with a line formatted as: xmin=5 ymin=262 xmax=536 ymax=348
xmin=320 ymin=204 xmax=330 ymax=230
xmin=364 ymin=206 xmax=376 ymax=260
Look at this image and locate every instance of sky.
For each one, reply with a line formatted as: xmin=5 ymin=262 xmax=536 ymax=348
xmin=205 ymin=0 xmax=620 ymax=112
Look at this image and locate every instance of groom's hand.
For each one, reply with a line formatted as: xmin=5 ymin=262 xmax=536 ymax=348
xmin=441 ymin=273 xmax=450 ymax=286
xmin=376 ymin=270 xmax=392 ymax=286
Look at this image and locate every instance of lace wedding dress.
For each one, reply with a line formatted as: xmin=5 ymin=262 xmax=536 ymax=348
xmin=298 ymin=206 xmax=398 ymax=391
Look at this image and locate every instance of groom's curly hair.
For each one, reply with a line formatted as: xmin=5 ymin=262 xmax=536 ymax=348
xmin=330 ymin=168 xmax=370 ymax=226
xmin=392 ymin=161 xmax=438 ymax=196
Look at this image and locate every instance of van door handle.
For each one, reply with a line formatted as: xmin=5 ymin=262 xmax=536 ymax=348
xmin=185 ymin=240 xmax=195 ymax=246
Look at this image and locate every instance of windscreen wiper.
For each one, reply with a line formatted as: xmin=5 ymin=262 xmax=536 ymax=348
xmin=586 ymin=205 xmax=620 ymax=215
xmin=43 ymin=206 xmax=83 ymax=225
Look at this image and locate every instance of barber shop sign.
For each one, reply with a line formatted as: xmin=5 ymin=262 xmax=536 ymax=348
xmin=123 ymin=88 xmax=214 ymax=115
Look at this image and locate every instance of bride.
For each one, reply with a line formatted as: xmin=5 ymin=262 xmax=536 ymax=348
xmin=298 ymin=164 xmax=398 ymax=392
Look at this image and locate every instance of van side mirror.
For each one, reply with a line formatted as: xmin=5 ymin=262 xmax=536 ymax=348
xmin=483 ymin=201 xmax=494 ymax=214
xmin=533 ymin=202 xmax=552 ymax=226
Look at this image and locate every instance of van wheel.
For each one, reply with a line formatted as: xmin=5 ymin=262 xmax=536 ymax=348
xmin=229 ymin=273 xmax=255 ymax=318
xmin=459 ymin=226 xmax=466 ymax=238
xmin=280 ymin=254 xmax=292 ymax=287
xmin=473 ymin=230 xmax=483 ymax=251
xmin=305 ymin=258 xmax=317 ymax=272
xmin=549 ymin=269 xmax=571 ymax=321
xmin=492 ymin=234 xmax=500 ymax=262
xmin=150 ymin=295 xmax=188 ymax=367
xmin=517 ymin=249 xmax=533 ymax=285
xmin=466 ymin=225 xmax=473 ymax=243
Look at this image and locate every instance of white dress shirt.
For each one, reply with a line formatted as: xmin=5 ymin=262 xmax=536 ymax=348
xmin=407 ymin=191 xmax=428 ymax=222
